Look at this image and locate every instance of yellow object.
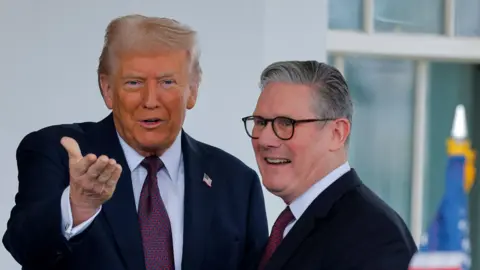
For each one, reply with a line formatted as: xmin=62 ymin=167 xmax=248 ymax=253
xmin=447 ymin=138 xmax=476 ymax=193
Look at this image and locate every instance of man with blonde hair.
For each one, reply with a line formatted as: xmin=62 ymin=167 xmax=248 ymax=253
xmin=3 ymin=15 xmax=268 ymax=270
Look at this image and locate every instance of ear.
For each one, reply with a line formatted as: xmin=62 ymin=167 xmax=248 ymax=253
xmin=99 ymin=74 xmax=113 ymax=109
xmin=186 ymin=83 xmax=198 ymax=110
xmin=329 ymin=118 xmax=351 ymax=151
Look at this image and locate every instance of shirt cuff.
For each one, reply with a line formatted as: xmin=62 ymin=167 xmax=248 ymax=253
xmin=60 ymin=186 xmax=101 ymax=240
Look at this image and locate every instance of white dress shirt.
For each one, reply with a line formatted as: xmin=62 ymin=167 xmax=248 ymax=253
xmin=60 ymin=133 xmax=185 ymax=269
xmin=283 ymin=162 xmax=351 ymax=237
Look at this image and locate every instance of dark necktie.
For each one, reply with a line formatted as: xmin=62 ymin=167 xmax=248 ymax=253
xmin=258 ymin=206 xmax=295 ymax=270
xmin=138 ymin=156 xmax=175 ymax=270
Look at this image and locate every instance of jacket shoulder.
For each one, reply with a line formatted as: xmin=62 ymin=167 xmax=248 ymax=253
xmin=337 ymin=182 xmax=404 ymax=223
xmin=332 ymin=181 xmax=414 ymax=243
xmin=198 ymin=140 xmax=255 ymax=173
xmin=184 ymin=133 xmax=257 ymax=177
xmin=18 ymin=120 xmax=97 ymax=150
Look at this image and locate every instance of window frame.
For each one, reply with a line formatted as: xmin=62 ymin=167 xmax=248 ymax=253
xmin=327 ymin=0 xmax=480 ymax=244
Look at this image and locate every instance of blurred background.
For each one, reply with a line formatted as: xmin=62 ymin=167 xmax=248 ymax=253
xmin=1 ymin=0 xmax=479 ymax=269
xmin=328 ymin=0 xmax=480 ymax=269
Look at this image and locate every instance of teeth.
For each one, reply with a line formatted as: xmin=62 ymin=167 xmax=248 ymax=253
xmin=265 ymin=158 xmax=291 ymax=164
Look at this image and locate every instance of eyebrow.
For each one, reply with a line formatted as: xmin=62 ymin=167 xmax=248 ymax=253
xmin=122 ymin=73 xmax=176 ymax=80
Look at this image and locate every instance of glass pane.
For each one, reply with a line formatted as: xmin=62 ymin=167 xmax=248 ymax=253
xmin=425 ymin=63 xmax=478 ymax=266
xmin=327 ymin=54 xmax=335 ymax=65
xmin=374 ymin=0 xmax=444 ymax=34
xmin=424 ymin=63 xmax=475 ymax=231
xmin=470 ymin=72 xmax=480 ymax=270
xmin=344 ymin=56 xmax=415 ymax=225
xmin=455 ymin=0 xmax=480 ymax=36
xmin=329 ymin=0 xmax=363 ymax=31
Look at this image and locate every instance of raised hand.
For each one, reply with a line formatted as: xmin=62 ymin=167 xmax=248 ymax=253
xmin=60 ymin=137 xmax=122 ymax=226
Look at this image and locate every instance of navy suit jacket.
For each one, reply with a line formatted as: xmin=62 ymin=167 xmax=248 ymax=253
xmin=263 ymin=169 xmax=417 ymax=270
xmin=3 ymin=114 xmax=269 ymax=270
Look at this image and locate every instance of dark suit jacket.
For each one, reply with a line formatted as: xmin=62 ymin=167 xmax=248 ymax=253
xmin=3 ymin=114 xmax=268 ymax=270
xmin=264 ymin=169 xmax=417 ymax=270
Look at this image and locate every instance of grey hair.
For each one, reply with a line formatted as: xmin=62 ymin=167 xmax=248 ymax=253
xmin=259 ymin=60 xmax=353 ymax=141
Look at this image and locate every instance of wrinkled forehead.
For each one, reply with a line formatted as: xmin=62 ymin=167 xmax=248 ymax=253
xmin=254 ymin=81 xmax=317 ymax=118
xmin=114 ymin=50 xmax=191 ymax=76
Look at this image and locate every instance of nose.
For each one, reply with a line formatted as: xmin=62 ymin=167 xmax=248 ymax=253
xmin=143 ymin=81 xmax=160 ymax=109
xmin=256 ymin=122 xmax=281 ymax=148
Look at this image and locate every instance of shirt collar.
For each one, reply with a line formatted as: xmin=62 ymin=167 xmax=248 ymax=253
xmin=289 ymin=162 xmax=351 ymax=221
xmin=117 ymin=132 xmax=183 ymax=182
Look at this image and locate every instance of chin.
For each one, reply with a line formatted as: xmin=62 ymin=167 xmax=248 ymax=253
xmin=136 ymin=130 xmax=168 ymax=142
xmin=262 ymin=177 xmax=287 ymax=193
xmin=139 ymin=138 xmax=169 ymax=149
xmin=132 ymin=135 xmax=165 ymax=152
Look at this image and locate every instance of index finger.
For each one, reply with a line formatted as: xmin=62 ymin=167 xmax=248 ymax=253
xmin=106 ymin=164 xmax=123 ymax=188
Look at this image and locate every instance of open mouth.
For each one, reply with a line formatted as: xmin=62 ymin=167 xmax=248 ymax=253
xmin=140 ymin=118 xmax=162 ymax=126
xmin=264 ymin=158 xmax=291 ymax=165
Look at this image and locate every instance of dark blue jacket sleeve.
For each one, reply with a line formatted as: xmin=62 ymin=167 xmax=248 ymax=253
xmin=3 ymin=131 xmax=75 ymax=268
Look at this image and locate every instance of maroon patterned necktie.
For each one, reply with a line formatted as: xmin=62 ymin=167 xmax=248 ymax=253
xmin=138 ymin=156 xmax=175 ymax=270
xmin=258 ymin=206 xmax=295 ymax=270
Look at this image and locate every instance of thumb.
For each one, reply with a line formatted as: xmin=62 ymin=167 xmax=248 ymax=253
xmin=60 ymin=137 xmax=83 ymax=162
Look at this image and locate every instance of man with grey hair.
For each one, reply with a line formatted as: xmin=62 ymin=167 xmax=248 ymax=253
xmin=3 ymin=15 xmax=268 ymax=270
xmin=242 ymin=60 xmax=417 ymax=270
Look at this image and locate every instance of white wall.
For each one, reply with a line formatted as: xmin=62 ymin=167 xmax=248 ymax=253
xmin=0 ymin=0 xmax=326 ymax=268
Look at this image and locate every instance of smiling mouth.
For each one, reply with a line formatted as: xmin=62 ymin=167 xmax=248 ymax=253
xmin=264 ymin=158 xmax=291 ymax=164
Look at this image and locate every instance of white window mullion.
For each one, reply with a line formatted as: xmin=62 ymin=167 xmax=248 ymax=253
xmin=333 ymin=55 xmax=345 ymax=75
xmin=327 ymin=30 xmax=480 ymax=63
xmin=363 ymin=0 xmax=374 ymax=34
xmin=444 ymin=0 xmax=456 ymax=37
xmin=410 ymin=60 xmax=429 ymax=245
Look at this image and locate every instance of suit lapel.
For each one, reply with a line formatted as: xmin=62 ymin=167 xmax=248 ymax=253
xmin=266 ymin=169 xmax=362 ymax=270
xmin=87 ymin=114 xmax=145 ymax=270
xmin=265 ymin=214 xmax=316 ymax=270
xmin=181 ymin=131 xmax=217 ymax=269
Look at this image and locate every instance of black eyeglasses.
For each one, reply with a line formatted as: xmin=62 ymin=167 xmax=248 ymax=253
xmin=241 ymin=115 xmax=335 ymax=140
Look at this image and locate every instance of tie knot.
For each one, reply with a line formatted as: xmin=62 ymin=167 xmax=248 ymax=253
xmin=274 ymin=206 xmax=295 ymax=229
xmin=141 ymin=156 xmax=163 ymax=174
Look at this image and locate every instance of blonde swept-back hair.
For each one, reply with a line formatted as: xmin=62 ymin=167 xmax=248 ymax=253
xmin=97 ymin=14 xmax=202 ymax=93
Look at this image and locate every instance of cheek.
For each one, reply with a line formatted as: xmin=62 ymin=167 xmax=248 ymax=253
xmin=300 ymin=138 xmax=330 ymax=166
xmin=286 ymin=140 xmax=314 ymax=170
xmin=284 ymin=140 xmax=301 ymax=159
xmin=114 ymin=91 xmax=142 ymax=118
xmin=252 ymin=144 xmax=263 ymax=163
xmin=251 ymin=140 xmax=258 ymax=150
xmin=162 ymin=90 xmax=186 ymax=109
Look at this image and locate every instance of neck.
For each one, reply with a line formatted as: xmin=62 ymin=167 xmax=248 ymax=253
xmin=283 ymin=151 xmax=348 ymax=204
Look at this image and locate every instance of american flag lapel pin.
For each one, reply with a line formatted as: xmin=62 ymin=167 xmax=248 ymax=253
xmin=203 ymin=173 xmax=212 ymax=187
